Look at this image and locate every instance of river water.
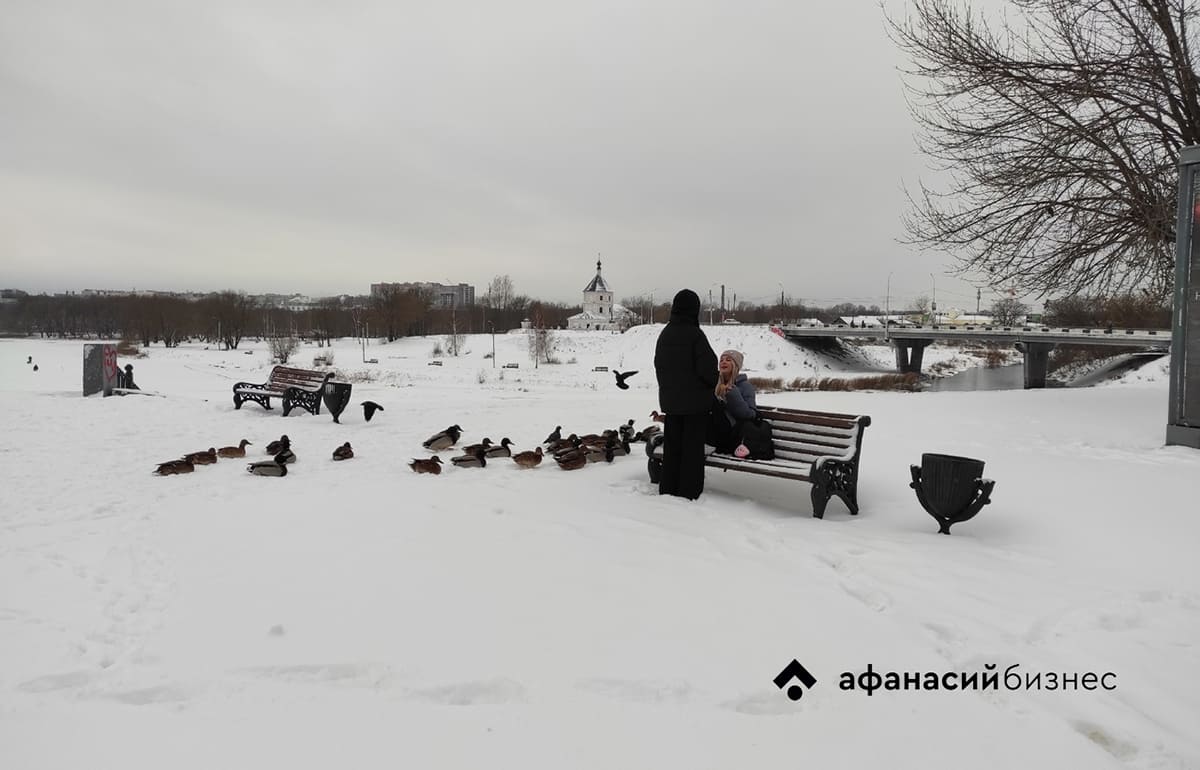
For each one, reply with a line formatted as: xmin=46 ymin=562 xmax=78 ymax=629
xmin=923 ymin=353 xmax=1165 ymax=392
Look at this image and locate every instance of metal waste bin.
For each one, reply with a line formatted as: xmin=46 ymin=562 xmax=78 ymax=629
xmin=322 ymin=380 xmax=353 ymax=423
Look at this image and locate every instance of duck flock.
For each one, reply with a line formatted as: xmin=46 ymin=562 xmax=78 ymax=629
xmin=410 ymin=418 xmax=663 ymax=475
xmin=151 ymin=417 xmax=663 ymax=479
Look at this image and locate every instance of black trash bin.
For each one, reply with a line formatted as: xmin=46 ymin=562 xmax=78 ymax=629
xmin=910 ymin=453 xmax=995 ymax=534
xmin=322 ymin=381 xmax=353 ymax=423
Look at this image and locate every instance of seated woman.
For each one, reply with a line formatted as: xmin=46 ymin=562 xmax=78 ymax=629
xmin=708 ymin=349 xmax=757 ymax=454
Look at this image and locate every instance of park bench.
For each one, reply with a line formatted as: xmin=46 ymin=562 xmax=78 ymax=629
xmin=232 ymin=365 xmax=333 ymax=416
xmin=646 ymin=406 xmax=872 ymax=518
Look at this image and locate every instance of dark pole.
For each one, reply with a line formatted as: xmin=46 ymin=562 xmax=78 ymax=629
xmin=489 ymin=322 xmax=495 ymax=367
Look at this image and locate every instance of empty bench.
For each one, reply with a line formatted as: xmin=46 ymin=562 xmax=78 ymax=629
xmin=232 ymin=365 xmax=333 ymax=417
xmin=646 ymin=406 xmax=871 ymax=518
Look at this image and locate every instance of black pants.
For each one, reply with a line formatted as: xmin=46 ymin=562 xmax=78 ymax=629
xmin=660 ymin=412 xmax=709 ymax=500
xmin=706 ymin=408 xmax=739 ymax=454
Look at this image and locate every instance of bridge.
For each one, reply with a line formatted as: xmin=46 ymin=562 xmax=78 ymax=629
xmin=777 ymin=324 xmax=1171 ymax=388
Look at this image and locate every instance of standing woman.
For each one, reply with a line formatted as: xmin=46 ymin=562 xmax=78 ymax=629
xmin=653 ymin=289 xmax=719 ymax=500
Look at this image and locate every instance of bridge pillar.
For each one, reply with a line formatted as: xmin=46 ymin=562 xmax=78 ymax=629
xmin=1017 ymin=342 xmax=1055 ymax=389
xmin=893 ymin=339 xmax=932 ymax=374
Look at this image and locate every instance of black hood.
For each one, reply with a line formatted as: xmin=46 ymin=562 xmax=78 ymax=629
xmin=669 ymin=289 xmax=701 ymax=324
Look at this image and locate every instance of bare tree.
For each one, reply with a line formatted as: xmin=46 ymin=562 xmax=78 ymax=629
xmin=269 ymin=335 xmax=298 ymax=363
xmin=990 ymin=296 xmax=1029 ymax=325
xmin=887 ymin=0 xmax=1200 ymax=300
xmin=484 ymin=274 xmax=515 ymax=311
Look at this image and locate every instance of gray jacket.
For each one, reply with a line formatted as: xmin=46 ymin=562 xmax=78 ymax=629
xmin=719 ymin=373 xmax=757 ymax=424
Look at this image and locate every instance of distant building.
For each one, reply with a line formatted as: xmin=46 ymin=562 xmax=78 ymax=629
xmin=566 ymin=260 xmax=637 ymax=331
xmin=371 ymin=281 xmax=474 ymax=308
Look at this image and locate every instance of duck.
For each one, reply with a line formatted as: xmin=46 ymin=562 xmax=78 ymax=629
xmin=634 ymin=424 xmax=662 ymax=443
xmin=247 ymin=454 xmax=289 ymax=477
xmin=275 ymin=446 xmax=297 ymax=464
xmin=555 ymin=451 xmax=588 ymax=471
xmin=409 ymin=456 xmax=444 ymax=475
xmin=547 ymin=434 xmax=581 ymax=453
xmin=422 ymin=425 xmax=463 ymax=451
xmin=585 ymin=443 xmax=615 ymax=463
xmin=409 ymin=456 xmax=444 ymax=474
xmin=608 ymin=437 xmax=632 ymax=457
xmin=332 ymin=442 xmax=354 ymax=461
xmin=580 ymin=430 xmax=617 ymax=447
xmin=542 ymin=425 xmax=562 ymax=445
xmin=511 ymin=446 xmax=543 ymax=468
xmin=462 ymin=437 xmax=493 ymax=455
xmin=451 ymin=448 xmax=488 ymax=468
xmin=154 ymin=458 xmax=194 ymax=475
xmin=484 ymin=438 xmax=514 ymax=458
xmin=618 ymin=419 xmax=637 ymax=443
xmin=266 ymin=435 xmax=290 ymax=455
xmin=362 ymin=401 xmax=385 ymax=422
xmin=217 ymin=439 xmax=252 ymax=458
xmin=184 ymin=448 xmax=218 ymax=465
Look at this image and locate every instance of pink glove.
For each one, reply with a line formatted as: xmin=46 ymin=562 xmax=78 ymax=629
xmin=734 ymin=443 xmax=750 ymax=458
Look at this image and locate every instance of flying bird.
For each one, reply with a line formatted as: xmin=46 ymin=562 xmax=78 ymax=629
xmin=362 ymin=401 xmax=384 ymax=422
xmin=613 ymin=369 xmax=638 ymax=390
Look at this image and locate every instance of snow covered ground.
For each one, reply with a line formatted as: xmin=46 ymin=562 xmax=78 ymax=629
xmin=2 ymin=327 xmax=1198 ymax=770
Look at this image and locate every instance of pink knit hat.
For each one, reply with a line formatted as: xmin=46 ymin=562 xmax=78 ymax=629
xmin=720 ymin=350 xmax=744 ymax=370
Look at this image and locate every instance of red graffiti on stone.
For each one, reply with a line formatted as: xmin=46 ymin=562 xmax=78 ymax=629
xmin=103 ymin=346 xmax=119 ymax=381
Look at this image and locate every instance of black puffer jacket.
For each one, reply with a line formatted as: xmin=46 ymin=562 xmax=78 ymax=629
xmin=654 ymin=289 xmax=719 ymax=415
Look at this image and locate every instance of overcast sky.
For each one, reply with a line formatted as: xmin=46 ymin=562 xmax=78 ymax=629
xmin=1 ymin=0 xmax=1011 ymax=312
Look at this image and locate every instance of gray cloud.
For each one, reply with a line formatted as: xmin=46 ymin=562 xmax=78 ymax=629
xmin=1 ymin=0 xmax=1004 ymax=311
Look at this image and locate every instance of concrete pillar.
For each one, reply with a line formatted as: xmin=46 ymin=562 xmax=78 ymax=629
xmin=893 ymin=340 xmax=932 ymax=374
xmin=1019 ymin=342 xmax=1055 ymax=389
xmin=1168 ymin=146 xmax=1200 ymax=448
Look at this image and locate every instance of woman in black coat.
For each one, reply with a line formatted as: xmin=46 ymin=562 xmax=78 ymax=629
xmin=653 ymin=289 xmax=719 ymax=499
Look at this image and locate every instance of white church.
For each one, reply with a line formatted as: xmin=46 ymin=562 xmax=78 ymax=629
xmin=565 ymin=260 xmax=638 ymax=332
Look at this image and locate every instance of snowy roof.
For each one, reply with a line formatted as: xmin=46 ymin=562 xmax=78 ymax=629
xmin=583 ymin=259 xmax=610 ymax=293
xmin=583 ymin=273 xmax=610 ymax=293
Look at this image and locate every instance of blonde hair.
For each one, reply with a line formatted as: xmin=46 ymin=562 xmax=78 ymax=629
xmin=715 ymin=356 xmax=741 ymax=399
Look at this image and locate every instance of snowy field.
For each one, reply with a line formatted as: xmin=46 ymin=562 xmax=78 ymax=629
xmin=2 ymin=327 xmax=1198 ymax=770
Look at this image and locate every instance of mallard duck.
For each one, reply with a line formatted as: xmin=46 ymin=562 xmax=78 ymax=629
xmin=409 ymin=456 xmax=444 ymax=474
xmin=585 ymin=443 xmax=615 ymax=463
xmin=484 ymin=438 xmax=513 ymax=458
xmin=266 ymin=435 xmax=290 ymax=455
xmin=451 ymin=448 xmax=488 ymax=468
xmin=512 ymin=446 xmax=543 ymax=468
xmin=362 ymin=401 xmax=384 ymax=422
xmin=154 ymin=458 xmax=194 ymax=475
xmin=555 ymin=451 xmax=588 ymax=471
xmin=423 ymin=425 xmax=463 ymax=451
xmin=217 ymin=439 xmax=252 ymax=458
xmin=542 ymin=425 xmax=562 ymax=445
xmin=634 ymin=424 xmax=662 ymax=443
xmin=580 ymin=430 xmax=617 ymax=447
xmin=608 ymin=438 xmax=631 ymax=457
xmin=547 ymin=434 xmax=580 ymax=453
xmin=409 ymin=456 xmax=443 ymax=474
xmin=275 ymin=447 xmax=296 ymax=464
xmin=618 ymin=419 xmax=637 ymax=443
xmin=184 ymin=448 xmax=218 ymax=465
xmin=332 ymin=442 xmax=354 ymax=461
xmin=247 ymin=455 xmax=289 ymax=477
xmin=462 ymin=438 xmax=493 ymax=455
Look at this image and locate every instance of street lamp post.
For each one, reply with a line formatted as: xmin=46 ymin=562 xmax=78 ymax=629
xmin=885 ymin=272 xmax=893 ymax=342
xmin=487 ymin=321 xmax=495 ymax=367
xmin=930 ymin=273 xmax=937 ymax=324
